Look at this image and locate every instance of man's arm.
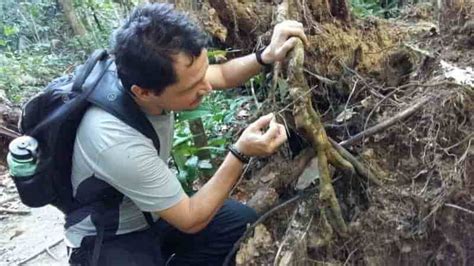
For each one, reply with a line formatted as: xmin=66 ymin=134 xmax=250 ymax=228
xmin=156 ymin=114 xmax=287 ymax=233
xmin=206 ymin=20 xmax=309 ymax=89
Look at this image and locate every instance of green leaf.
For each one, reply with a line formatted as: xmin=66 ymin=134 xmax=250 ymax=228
xmin=176 ymin=107 xmax=212 ymax=122
xmin=198 ymin=160 xmax=213 ymax=169
xmin=173 ymin=134 xmax=193 ymax=147
xmin=208 ymin=137 xmax=228 ymax=146
xmin=177 ymin=170 xmax=189 ymax=183
xmin=3 ymin=25 xmax=18 ymax=36
xmin=185 ymin=156 xmax=199 ymax=167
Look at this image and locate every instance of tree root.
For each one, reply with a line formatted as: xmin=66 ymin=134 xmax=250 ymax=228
xmin=278 ymin=0 xmax=382 ymax=238
xmin=329 ymin=138 xmax=382 ymax=186
xmin=224 ymin=188 xmax=318 ymax=266
xmin=287 ymin=34 xmax=353 ymax=237
xmin=273 ymin=196 xmax=314 ymax=265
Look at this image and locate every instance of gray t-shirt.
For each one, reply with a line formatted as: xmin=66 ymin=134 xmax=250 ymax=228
xmin=65 ymin=106 xmax=185 ymax=247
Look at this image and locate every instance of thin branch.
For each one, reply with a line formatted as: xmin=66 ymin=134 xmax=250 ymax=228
xmin=45 ymin=245 xmax=60 ymax=261
xmin=0 ymin=195 xmax=18 ymax=206
xmin=230 ymin=158 xmax=253 ymax=195
xmin=0 ymin=125 xmax=21 ymax=139
xmin=277 ymin=85 xmax=318 ymax=114
xmin=223 ymin=187 xmax=318 ymax=266
xmin=444 ymin=132 xmax=474 ymax=151
xmin=250 ymin=78 xmax=261 ymax=110
xmin=273 ymin=207 xmax=299 ymax=266
xmin=359 ymin=81 xmax=459 ymax=148
xmin=340 ymin=97 xmax=431 ymax=147
xmin=342 ymin=79 xmax=358 ymax=137
xmin=343 ymin=248 xmax=358 ymax=266
xmin=329 ymin=138 xmax=382 ymax=186
xmin=18 ymin=238 xmax=64 ymax=265
xmin=303 ymin=69 xmax=337 ymax=85
xmin=445 ymin=203 xmax=474 ymax=215
xmin=0 ymin=208 xmax=30 ymax=215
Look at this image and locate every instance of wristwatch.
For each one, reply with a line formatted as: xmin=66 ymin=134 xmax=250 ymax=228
xmin=228 ymin=144 xmax=250 ymax=164
xmin=255 ymin=48 xmax=272 ymax=68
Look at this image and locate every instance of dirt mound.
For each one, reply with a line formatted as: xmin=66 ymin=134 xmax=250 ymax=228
xmin=228 ymin=5 xmax=473 ymax=265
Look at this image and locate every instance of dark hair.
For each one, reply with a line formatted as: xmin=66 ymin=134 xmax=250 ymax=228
xmin=111 ymin=3 xmax=208 ymax=94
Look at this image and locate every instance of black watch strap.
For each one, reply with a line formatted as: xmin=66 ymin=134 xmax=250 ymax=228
xmin=255 ymin=48 xmax=272 ymax=68
xmin=228 ymin=145 xmax=250 ymax=164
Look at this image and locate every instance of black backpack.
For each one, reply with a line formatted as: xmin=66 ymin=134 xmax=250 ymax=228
xmin=13 ymin=49 xmax=161 ymax=214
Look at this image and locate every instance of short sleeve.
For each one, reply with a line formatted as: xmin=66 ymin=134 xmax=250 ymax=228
xmin=95 ymin=139 xmax=185 ymax=212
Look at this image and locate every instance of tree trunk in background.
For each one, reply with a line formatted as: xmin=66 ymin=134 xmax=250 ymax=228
xmin=58 ymin=0 xmax=86 ymax=36
xmin=438 ymin=0 xmax=473 ymax=32
xmin=146 ymin=0 xmax=198 ymax=10
xmin=189 ymin=119 xmax=212 ymax=162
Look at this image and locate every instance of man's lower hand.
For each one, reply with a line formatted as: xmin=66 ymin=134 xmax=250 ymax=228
xmin=235 ymin=113 xmax=288 ymax=157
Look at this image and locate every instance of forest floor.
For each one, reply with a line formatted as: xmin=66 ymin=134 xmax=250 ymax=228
xmin=0 ymin=170 xmax=67 ymax=265
xmin=0 ymin=5 xmax=472 ymax=266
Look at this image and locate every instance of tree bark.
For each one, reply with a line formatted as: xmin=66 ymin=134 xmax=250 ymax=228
xmin=188 ymin=118 xmax=212 ymax=162
xmin=438 ymin=0 xmax=473 ymax=32
xmin=57 ymin=0 xmax=86 ymax=36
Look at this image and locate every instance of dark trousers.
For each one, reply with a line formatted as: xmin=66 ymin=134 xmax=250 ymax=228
xmin=69 ymin=200 xmax=258 ymax=266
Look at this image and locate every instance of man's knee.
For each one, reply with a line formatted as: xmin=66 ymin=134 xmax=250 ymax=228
xmin=221 ymin=199 xmax=258 ymax=228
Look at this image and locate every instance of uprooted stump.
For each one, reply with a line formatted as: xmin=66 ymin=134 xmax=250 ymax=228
xmin=213 ymin=1 xmax=473 ymax=264
xmin=276 ymin=0 xmax=384 ymax=240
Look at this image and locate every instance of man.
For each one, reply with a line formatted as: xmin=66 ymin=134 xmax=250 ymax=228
xmin=67 ymin=3 xmax=308 ymax=265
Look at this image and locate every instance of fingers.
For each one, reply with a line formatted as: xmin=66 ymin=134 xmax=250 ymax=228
xmin=276 ymin=21 xmax=309 ymax=47
xmin=266 ymin=20 xmax=309 ymax=63
xmin=261 ymin=117 xmax=280 ymax=142
xmin=250 ymin=113 xmax=274 ymax=130
xmin=261 ymin=117 xmax=288 ymax=152
xmin=274 ymin=123 xmax=288 ymax=146
xmin=275 ymin=37 xmax=299 ymax=58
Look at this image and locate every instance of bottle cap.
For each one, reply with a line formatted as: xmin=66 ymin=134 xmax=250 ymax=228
xmin=8 ymin=136 xmax=38 ymax=160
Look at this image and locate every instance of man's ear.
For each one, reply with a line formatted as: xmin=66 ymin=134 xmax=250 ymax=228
xmin=131 ymin=85 xmax=152 ymax=101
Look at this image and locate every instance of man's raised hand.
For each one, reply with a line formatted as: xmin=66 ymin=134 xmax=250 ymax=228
xmin=260 ymin=20 xmax=309 ymax=64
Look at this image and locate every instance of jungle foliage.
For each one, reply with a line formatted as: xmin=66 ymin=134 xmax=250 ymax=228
xmin=0 ymin=0 xmax=400 ymax=191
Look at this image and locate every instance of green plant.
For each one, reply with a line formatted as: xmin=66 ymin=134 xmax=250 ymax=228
xmin=350 ymin=0 xmax=400 ymax=18
xmin=0 ymin=0 xmax=132 ymax=103
xmin=172 ymin=90 xmax=252 ymax=193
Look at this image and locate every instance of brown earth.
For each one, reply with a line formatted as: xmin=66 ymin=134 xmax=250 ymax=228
xmin=0 ymin=3 xmax=472 ymax=266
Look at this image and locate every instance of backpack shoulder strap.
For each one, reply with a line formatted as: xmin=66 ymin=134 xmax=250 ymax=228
xmin=72 ymin=49 xmax=109 ymax=92
xmin=86 ymin=61 xmax=161 ymax=152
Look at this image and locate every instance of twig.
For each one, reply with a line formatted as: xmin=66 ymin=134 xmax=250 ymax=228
xmin=18 ymin=238 xmax=64 ymax=265
xmin=250 ymin=79 xmax=261 ymax=110
xmin=45 ymin=246 xmax=60 ymax=261
xmin=274 ymin=209 xmax=314 ymax=266
xmin=329 ymin=138 xmax=382 ymax=186
xmin=0 ymin=125 xmax=21 ymax=139
xmin=303 ymin=69 xmax=337 ymax=85
xmin=277 ymin=85 xmax=318 ymax=114
xmin=339 ymin=62 xmax=398 ymax=104
xmin=230 ymin=158 xmax=253 ymax=195
xmin=444 ymin=203 xmax=474 ymax=215
xmin=223 ymin=187 xmax=318 ymax=266
xmin=343 ymin=248 xmax=358 ymax=266
xmin=273 ymin=207 xmax=299 ymax=266
xmin=0 ymin=195 xmax=18 ymax=206
xmin=340 ymin=97 xmax=431 ymax=147
xmin=0 ymin=208 xmax=30 ymax=215
xmin=359 ymin=81 xmax=459 ymax=148
xmin=342 ymin=79 xmax=358 ymax=137
xmin=444 ymin=132 xmax=474 ymax=151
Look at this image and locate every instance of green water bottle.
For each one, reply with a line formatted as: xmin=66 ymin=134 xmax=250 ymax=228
xmin=7 ymin=135 xmax=39 ymax=178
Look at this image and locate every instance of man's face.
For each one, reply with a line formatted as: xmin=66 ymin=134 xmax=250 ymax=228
xmin=144 ymin=49 xmax=212 ymax=114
